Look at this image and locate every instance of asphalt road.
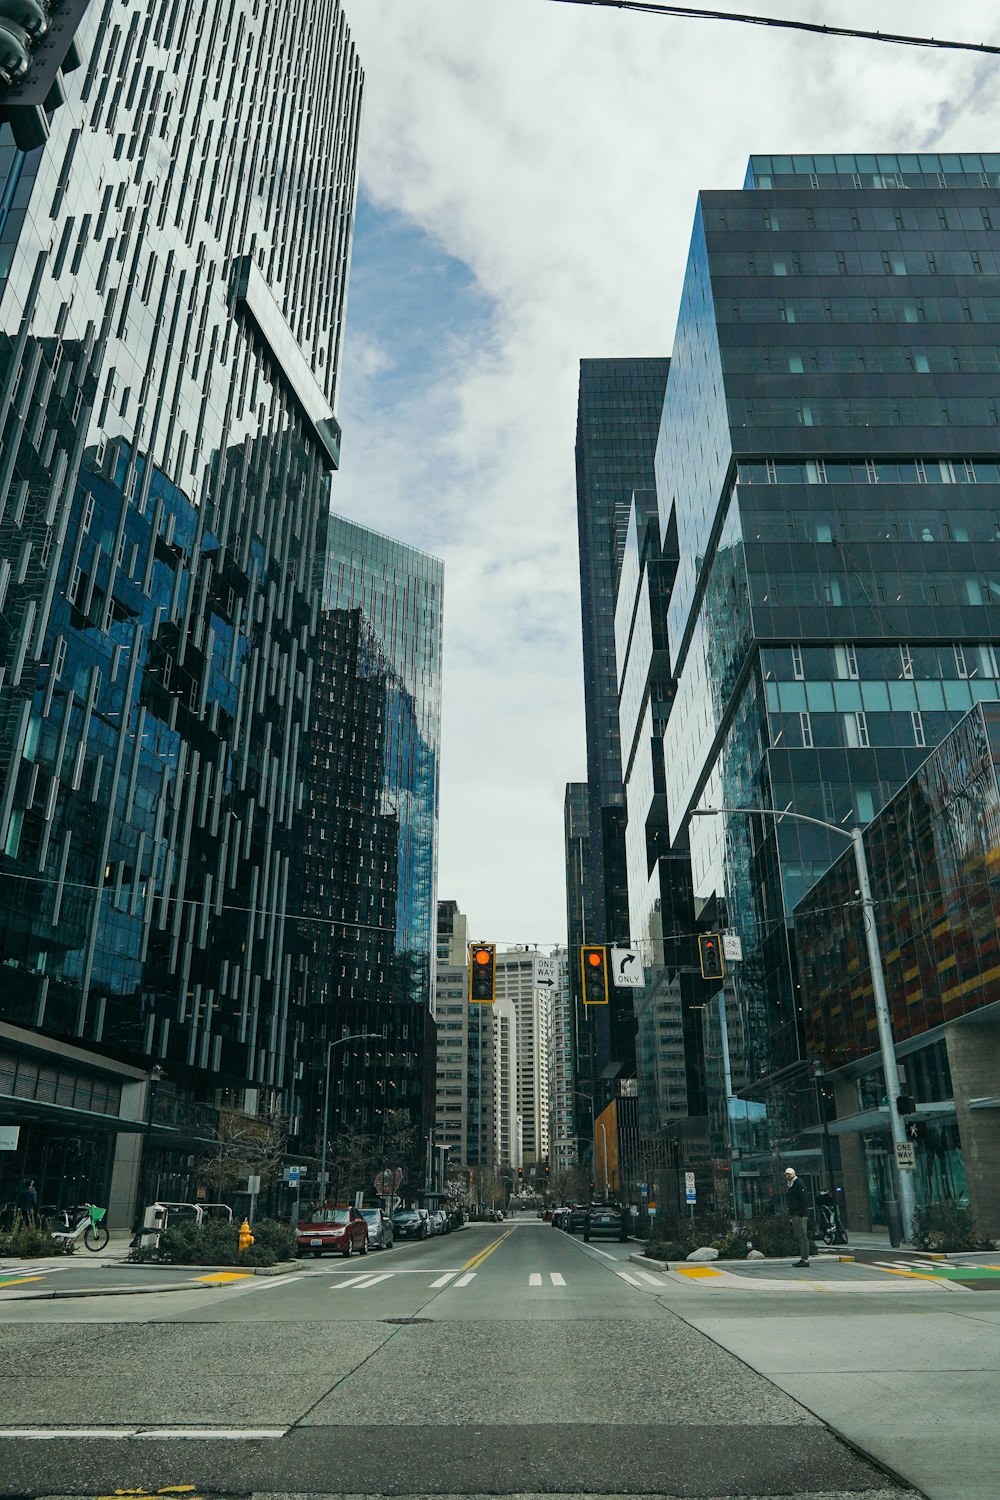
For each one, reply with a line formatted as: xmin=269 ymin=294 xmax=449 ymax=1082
xmin=2 ymin=1217 xmax=995 ymax=1499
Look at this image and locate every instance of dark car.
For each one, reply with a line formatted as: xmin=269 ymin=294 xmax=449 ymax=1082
xmin=392 ymin=1208 xmax=429 ymax=1240
xmin=583 ymin=1203 xmax=628 ymax=1242
xmin=567 ymin=1203 xmax=590 ymax=1234
xmin=551 ymin=1206 xmax=571 ymax=1230
xmin=297 ymin=1205 xmax=368 ymax=1258
xmin=360 ymin=1207 xmax=394 ymax=1250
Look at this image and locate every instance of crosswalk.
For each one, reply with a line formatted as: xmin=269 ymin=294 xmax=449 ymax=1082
xmin=328 ymin=1266 xmax=666 ymax=1293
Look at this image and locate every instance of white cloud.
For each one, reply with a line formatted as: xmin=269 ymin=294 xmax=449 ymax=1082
xmin=335 ymin=0 xmax=1000 ymax=942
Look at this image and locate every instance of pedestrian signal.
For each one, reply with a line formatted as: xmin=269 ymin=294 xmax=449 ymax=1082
xmin=468 ymin=942 xmax=496 ymax=1003
xmin=698 ymin=933 xmax=725 ymax=981
xmin=581 ymin=945 xmax=609 ymax=1004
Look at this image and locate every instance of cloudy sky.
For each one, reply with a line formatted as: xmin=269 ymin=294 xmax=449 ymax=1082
xmin=333 ymin=0 xmax=1000 ymax=947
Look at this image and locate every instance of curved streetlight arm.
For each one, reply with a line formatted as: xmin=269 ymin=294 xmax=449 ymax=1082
xmin=692 ymin=803 xmax=916 ymax=1243
xmin=317 ymin=1033 xmax=370 ymax=1202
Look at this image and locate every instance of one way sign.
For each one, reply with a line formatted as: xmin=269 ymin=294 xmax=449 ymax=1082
xmin=535 ymin=957 xmax=557 ymax=989
xmin=611 ymin=947 xmax=643 ymax=987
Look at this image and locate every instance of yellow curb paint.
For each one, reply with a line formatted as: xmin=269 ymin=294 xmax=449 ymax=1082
xmin=838 ymin=1255 xmax=856 ymax=1263
xmin=461 ymin=1227 xmax=516 ymax=1272
xmin=193 ymin=1272 xmax=253 ymax=1284
xmin=673 ymin=1266 xmax=723 ymax=1279
xmin=157 ymin=1487 xmax=199 ymax=1494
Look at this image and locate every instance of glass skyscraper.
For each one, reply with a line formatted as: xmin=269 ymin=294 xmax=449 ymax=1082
xmin=575 ymin=357 xmax=669 ymax=1090
xmin=651 ymin=152 xmax=1000 ymax=1210
xmin=0 ymin=0 xmax=362 ymax=1218
xmin=301 ymin=517 xmax=443 ymax=1178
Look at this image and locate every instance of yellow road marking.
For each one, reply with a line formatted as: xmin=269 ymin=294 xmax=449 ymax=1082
xmin=462 ymin=1226 xmax=516 ymax=1272
xmin=871 ymin=1264 xmax=948 ymax=1283
xmin=673 ymin=1266 xmax=723 ymax=1279
xmin=0 ymin=1275 xmax=43 ymax=1289
xmin=193 ymin=1272 xmax=253 ymax=1284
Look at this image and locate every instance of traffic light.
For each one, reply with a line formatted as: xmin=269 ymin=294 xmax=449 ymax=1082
xmin=896 ymin=1094 xmax=916 ymax=1118
xmin=517 ymin=1166 xmax=523 ymax=1180
xmin=468 ymin=942 xmax=496 ymax=1003
xmin=698 ymin=933 xmax=725 ymax=981
xmin=581 ymin=945 xmax=609 ymax=1004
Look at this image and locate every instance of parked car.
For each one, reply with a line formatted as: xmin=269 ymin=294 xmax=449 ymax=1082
xmin=567 ymin=1203 xmax=590 ymax=1234
xmin=297 ymin=1205 xmax=368 ymax=1258
xmin=583 ymin=1203 xmax=628 ymax=1242
xmin=431 ymin=1208 xmax=451 ymax=1235
xmin=360 ymin=1207 xmax=394 ymax=1250
xmin=392 ymin=1208 xmax=429 ymax=1240
xmin=551 ymin=1206 xmax=571 ymax=1230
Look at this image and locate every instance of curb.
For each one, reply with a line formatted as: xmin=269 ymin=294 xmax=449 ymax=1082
xmin=1 ymin=1279 xmax=251 ymax=1302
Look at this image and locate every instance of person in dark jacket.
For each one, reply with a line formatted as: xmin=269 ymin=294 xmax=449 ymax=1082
xmin=784 ymin=1167 xmax=810 ymax=1266
xmin=15 ymin=1179 xmax=37 ymax=1217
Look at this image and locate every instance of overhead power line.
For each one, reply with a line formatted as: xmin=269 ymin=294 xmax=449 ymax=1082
xmin=545 ymin=0 xmax=1000 ymax=57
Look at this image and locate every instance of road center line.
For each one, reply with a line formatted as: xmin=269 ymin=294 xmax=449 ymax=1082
xmin=461 ymin=1226 xmax=516 ymax=1272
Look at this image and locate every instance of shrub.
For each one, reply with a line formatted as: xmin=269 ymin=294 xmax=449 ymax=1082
xmin=743 ymin=1213 xmax=799 ymax=1258
xmin=913 ymin=1201 xmax=996 ymax=1253
xmin=126 ymin=1214 xmax=297 ymax=1266
xmin=645 ymin=1238 xmax=695 ymax=1262
xmin=0 ymin=1214 xmax=74 ymax=1259
xmin=710 ymin=1229 xmax=750 ymax=1259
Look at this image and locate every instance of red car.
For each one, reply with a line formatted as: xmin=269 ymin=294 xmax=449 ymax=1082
xmin=297 ymin=1205 xmax=369 ymax=1258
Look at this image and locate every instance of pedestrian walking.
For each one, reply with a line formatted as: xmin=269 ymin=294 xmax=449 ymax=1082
xmin=784 ymin=1167 xmax=810 ymax=1267
xmin=15 ymin=1179 xmax=37 ymax=1218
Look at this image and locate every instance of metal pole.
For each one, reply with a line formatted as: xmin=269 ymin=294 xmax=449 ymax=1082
xmin=599 ymin=1122 xmax=608 ymax=1197
xmin=851 ymin=827 xmax=917 ymax=1243
xmin=317 ymin=1034 xmax=366 ymax=1207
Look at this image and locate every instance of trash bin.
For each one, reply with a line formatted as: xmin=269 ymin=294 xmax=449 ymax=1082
xmin=139 ymin=1202 xmax=167 ymax=1250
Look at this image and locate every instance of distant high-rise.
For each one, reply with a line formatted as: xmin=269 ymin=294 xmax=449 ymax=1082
xmin=495 ymin=949 xmax=550 ymax=1170
xmin=0 ymin=0 xmax=362 ymax=1220
xmin=303 ymin=518 xmax=443 ymax=1173
xmin=575 ymin=358 xmax=670 ymax=1089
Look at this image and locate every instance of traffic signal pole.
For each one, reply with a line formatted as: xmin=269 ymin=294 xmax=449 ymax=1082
xmin=693 ymin=805 xmax=916 ymax=1244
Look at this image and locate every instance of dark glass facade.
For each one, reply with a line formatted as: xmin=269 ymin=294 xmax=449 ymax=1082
xmin=794 ymin=702 xmax=1000 ymax=1235
xmin=648 ymin=153 xmax=1000 ymax=1210
xmin=0 ymin=0 xmax=363 ymax=1217
xmin=300 ymin=518 xmax=442 ymax=1176
xmin=575 ymin=357 xmax=670 ymax=1087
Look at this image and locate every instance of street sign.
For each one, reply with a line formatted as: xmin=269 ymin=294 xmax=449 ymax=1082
xmin=246 ymin=1175 xmax=261 ymax=1196
xmin=535 ymin=957 xmax=557 ymax=989
xmin=286 ymin=1166 xmax=301 ymax=1184
xmin=684 ymin=1171 xmax=696 ymax=1204
xmin=895 ymin=1141 xmax=916 ymax=1171
xmin=723 ymin=932 xmax=743 ymax=962
xmin=0 ymin=1126 xmax=19 ymax=1151
xmin=611 ymin=947 xmax=642 ymax=987
xmin=387 ymin=1194 xmax=402 ymax=1211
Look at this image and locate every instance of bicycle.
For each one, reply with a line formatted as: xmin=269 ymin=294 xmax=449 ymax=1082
xmin=49 ymin=1203 xmax=110 ymax=1252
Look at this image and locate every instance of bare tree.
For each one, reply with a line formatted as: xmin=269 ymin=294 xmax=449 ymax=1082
xmin=200 ymin=1106 xmax=288 ymax=1199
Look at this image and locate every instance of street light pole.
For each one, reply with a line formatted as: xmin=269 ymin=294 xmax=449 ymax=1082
xmin=693 ymin=805 xmax=917 ymax=1243
xmin=317 ymin=1033 xmax=368 ymax=1203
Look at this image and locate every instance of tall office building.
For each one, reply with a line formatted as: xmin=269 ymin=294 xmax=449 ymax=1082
xmin=0 ymin=0 xmax=362 ymax=1221
xmin=575 ymin=359 xmax=670 ymax=1089
xmin=302 ymin=518 xmax=443 ymax=1177
xmin=496 ymin=948 xmax=550 ymax=1170
xmin=432 ymin=899 xmax=494 ymax=1171
xmin=547 ymin=947 xmax=577 ymax=1174
xmin=650 ymin=152 xmax=1000 ymax=1205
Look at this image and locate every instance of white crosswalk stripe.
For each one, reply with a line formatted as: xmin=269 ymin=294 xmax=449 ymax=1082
xmin=550 ymin=1272 xmax=566 ymax=1285
xmin=332 ymin=1272 xmax=392 ymax=1291
xmin=635 ymin=1270 xmax=663 ymax=1287
xmin=430 ymin=1272 xmax=457 ymax=1288
xmin=454 ymin=1272 xmax=476 ymax=1287
xmin=616 ymin=1271 xmax=642 ymax=1288
xmin=529 ymin=1272 xmax=542 ymax=1286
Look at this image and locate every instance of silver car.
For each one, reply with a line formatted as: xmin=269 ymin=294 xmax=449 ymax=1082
xmin=361 ymin=1207 xmax=394 ymax=1250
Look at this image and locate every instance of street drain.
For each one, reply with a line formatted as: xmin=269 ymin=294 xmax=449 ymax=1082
xmin=383 ymin=1316 xmax=431 ymax=1324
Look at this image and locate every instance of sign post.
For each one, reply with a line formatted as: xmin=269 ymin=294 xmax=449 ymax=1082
xmin=685 ymin=1170 xmax=696 ymax=1225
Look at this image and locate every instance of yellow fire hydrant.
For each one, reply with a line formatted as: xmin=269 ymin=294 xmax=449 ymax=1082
xmin=238 ymin=1218 xmax=254 ymax=1253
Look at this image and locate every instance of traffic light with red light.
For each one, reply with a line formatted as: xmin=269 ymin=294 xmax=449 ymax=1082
xmin=698 ymin=933 xmax=725 ymax=981
xmin=581 ymin=944 xmax=609 ymax=1004
xmin=468 ymin=942 xmax=496 ymax=1003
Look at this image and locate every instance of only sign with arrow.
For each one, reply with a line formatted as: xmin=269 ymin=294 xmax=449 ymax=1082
xmin=611 ymin=947 xmax=643 ymax=987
